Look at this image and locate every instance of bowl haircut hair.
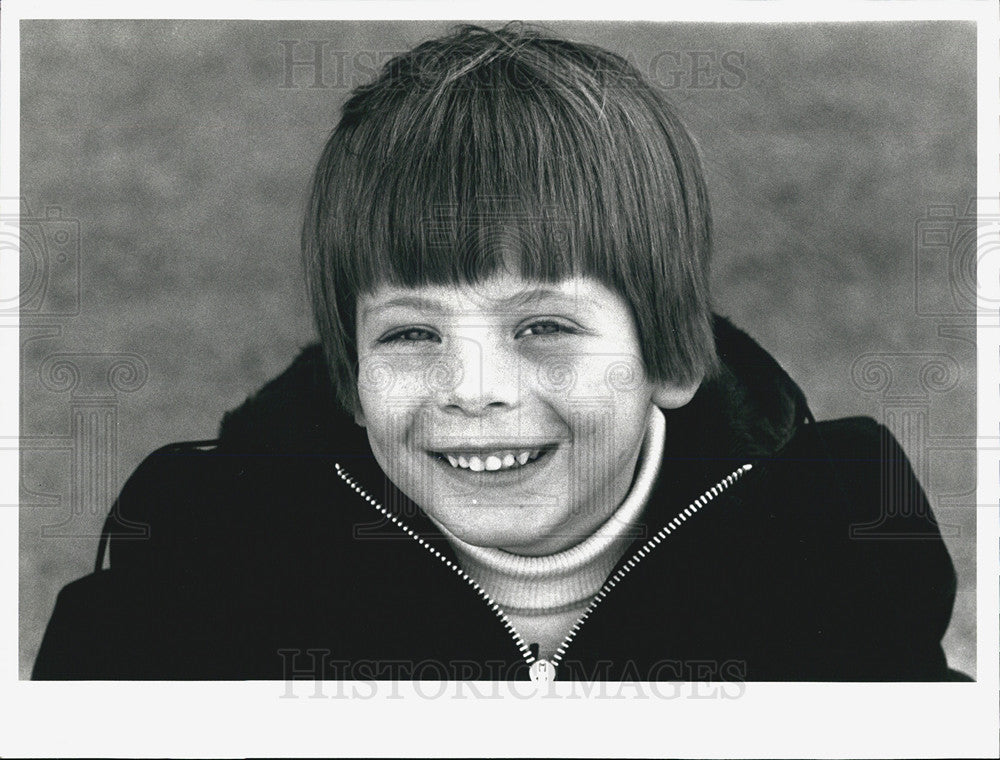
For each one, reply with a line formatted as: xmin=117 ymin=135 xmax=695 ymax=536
xmin=302 ymin=23 xmax=718 ymax=416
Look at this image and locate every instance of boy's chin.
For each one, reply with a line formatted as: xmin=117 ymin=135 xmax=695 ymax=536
xmin=432 ymin=509 xmax=582 ymax=556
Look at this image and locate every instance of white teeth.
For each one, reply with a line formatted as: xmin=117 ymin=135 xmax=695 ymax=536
xmin=438 ymin=448 xmax=551 ymax=470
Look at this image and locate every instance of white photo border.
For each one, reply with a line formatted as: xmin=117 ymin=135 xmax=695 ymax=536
xmin=2 ymin=1 xmax=997 ymax=758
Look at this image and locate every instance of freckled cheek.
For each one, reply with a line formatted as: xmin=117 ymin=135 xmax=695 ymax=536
xmin=534 ymin=353 xmax=647 ymax=401
xmin=356 ymin=356 xmax=441 ymax=458
xmin=540 ymin=356 xmax=649 ymax=458
xmin=356 ymin=353 xmax=445 ymax=407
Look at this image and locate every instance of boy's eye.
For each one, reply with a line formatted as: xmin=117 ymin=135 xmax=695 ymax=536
xmin=378 ymin=327 xmax=440 ymax=344
xmin=517 ymin=320 xmax=576 ymax=338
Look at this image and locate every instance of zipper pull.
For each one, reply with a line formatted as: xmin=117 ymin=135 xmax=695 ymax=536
xmin=529 ymin=658 xmax=556 ymax=683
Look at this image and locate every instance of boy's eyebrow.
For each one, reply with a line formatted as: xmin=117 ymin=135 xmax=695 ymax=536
xmin=362 ymin=295 xmax=447 ymax=318
xmin=498 ymin=287 xmax=580 ymax=309
xmin=362 ymin=287 xmax=583 ymax=319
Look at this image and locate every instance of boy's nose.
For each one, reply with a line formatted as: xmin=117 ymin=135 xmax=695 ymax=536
xmin=438 ymin=335 xmax=520 ymax=415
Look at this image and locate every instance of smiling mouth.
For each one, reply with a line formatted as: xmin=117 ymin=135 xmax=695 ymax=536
xmin=430 ymin=446 xmax=555 ymax=472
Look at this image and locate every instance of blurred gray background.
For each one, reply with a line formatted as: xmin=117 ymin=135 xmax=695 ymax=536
xmin=18 ymin=20 xmax=976 ymax=679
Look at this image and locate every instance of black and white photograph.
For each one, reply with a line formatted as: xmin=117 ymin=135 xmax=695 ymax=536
xmin=3 ymin=1 xmax=998 ymax=757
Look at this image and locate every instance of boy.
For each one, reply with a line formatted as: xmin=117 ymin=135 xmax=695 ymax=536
xmin=34 ymin=24 xmax=963 ymax=681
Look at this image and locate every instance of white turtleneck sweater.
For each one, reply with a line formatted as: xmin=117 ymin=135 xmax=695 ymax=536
xmin=431 ymin=405 xmax=666 ymax=660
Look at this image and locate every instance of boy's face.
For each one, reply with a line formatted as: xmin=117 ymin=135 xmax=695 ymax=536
xmin=354 ymin=273 xmax=699 ymax=556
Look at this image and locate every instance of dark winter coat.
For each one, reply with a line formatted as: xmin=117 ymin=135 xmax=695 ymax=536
xmin=32 ymin=318 xmax=964 ymax=681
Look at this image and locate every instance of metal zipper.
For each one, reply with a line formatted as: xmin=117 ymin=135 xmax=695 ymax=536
xmin=333 ymin=462 xmax=535 ymax=666
xmin=547 ymin=462 xmax=753 ymax=679
xmin=334 ymin=461 xmax=752 ymax=682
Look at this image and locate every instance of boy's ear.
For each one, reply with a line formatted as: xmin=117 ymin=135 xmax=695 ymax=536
xmin=651 ymin=377 xmax=702 ymax=410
